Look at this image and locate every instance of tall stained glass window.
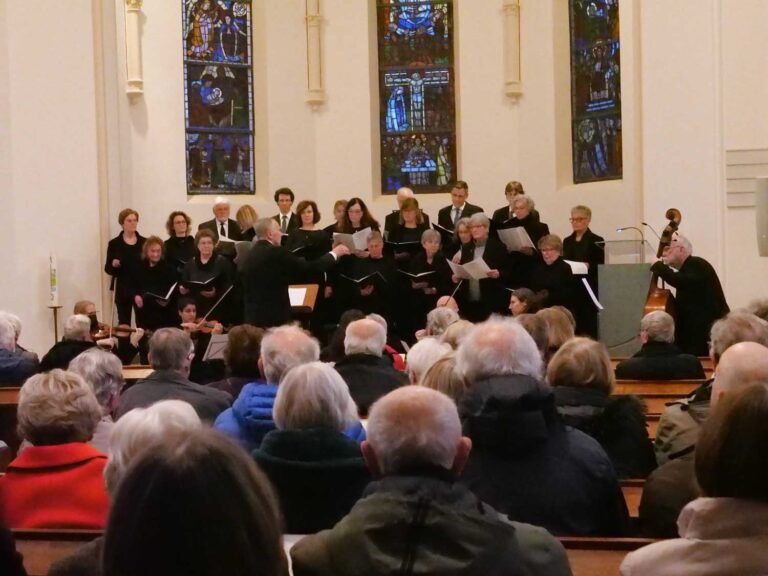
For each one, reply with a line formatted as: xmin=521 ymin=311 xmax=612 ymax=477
xmin=182 ymin=0 xmax=254 ymax=195
xmin=569 ymin=0 xmax=622 ymax=183
xmin=376 ymin=1 xmax=456 ymax=195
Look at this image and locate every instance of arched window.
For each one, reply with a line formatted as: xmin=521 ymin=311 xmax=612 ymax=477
xmin=569 ymin=0 xmax=622 ymax=183
xmin=182 ymin=0 xmax=255 ymax=194
xmin=376 ymin=0 xmax=456 ymax=194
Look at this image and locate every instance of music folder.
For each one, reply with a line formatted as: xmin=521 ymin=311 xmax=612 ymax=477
xmin=202 ymin=333 xmax=229 ymax=362
xmin=144 ymin=282 xmax=178 ymax=303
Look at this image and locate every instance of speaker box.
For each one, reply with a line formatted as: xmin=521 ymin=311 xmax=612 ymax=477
xmin=756 ymin=178 xmax=768 ymax=257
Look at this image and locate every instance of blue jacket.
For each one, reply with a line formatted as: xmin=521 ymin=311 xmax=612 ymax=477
xmin=214 ymin=382 xmax=366 ymax=452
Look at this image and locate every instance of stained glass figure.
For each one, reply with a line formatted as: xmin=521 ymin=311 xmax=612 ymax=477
xmin=569 ymin=0 xmax=622 ymax=183
xmin=183 ymin=0 xmax=254 ymax=194
xmin=377 ymin=1 xmax=456 ymax=195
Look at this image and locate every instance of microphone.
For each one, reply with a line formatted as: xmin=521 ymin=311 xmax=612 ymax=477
xmin=616 ymin=225 xmax=646 ymax=247
xmin=641 ymin=222 xmax=662 ymax=241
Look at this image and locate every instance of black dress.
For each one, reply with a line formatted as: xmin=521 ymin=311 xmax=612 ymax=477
xmin=456 ymin=237 xmax=509 ymax=322
xmin=286 ymin=229 xmax=333 ymax=335
xmin=164 ymin=235 xmax=196 ymax=275
xmin=136 ymin=260 xmax=178 ymax=331
xmin=333 ymin=254 xmax=401 ymax=332
xmin=104 ymin=232 xmax=146 ymax=324
xmin=563 ymin=228 xmax=605 ymax=337
xmin=386 ymin=223 xmax=429 ymax=266
xmin=529 ymin=256 xmax=576 ymax=313
xmin=181 ymin=255 xmax=234 ymax=321
xmin=406 ymin=250 xmax=453 ymax=333
xmin=506 ymin=214 xmax=550 ymax=288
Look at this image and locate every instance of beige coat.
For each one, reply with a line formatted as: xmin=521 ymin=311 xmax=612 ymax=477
xmin=621 ymin=497 xmax=768 ymax=576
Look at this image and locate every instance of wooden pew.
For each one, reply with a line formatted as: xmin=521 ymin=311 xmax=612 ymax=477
xmin=13 ymin=529 xmax=101 ymax=576
xmin=0 ymin=387 xmax=21 ymax=470
xmin=614 ymin=379 xmax=704 ymax=396
xmin=620 ymin=479 xmax=644 ymax=519
xmin=122 ymin=364 xmax=153 ymax=382
xmin=560 ymin=537 xmax=657 ymax=576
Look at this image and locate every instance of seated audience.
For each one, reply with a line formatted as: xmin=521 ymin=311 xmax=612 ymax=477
xmin=0 ymin=370 xmax=109 ymax=528
xmin=69 ymin=348 xmax=124 ymax=454
xmin=536 ymin=307 xmax=575 ymax=364
xmin=615 ymin=311 xmax=706 ymax=380
xmin=420 ymin=353 xmax=468 ymax=404
xmin=655 ymin=312 xmax=768 ymax=465
xmin=207 ymin=324 xmax=265 ymax=398
xmin=639 ymin=341 xmax=768 ymax=537
xmin=0 ymin=524 xmax=25 ymax=576
xmin=548 ymin=338 xmax=656 ymax=478
xmin=253 ymin=362 xmax=369 ymax=534
xmin=439 ymin=319 xmax=474 ymax=349
xmin=0 ymin=315 xmax=39 ymax=386
xmin=424 ymin=306 xmax=460 ymax=338
xmin=366 ymin=313 xmax=406 ymax=371
xmin=515 ymin=313 xmax=550 ymax=360
xmin=115 ymin=328 xmax=232 ymax=423
xmin=102 ymin=429 xmax=287 ymax=576
xmin=320 ymin=309 xmax=365 ymax=363
xmin=40 ymin=314 xmax=97 ymax=371
xmin=215 ymin=325 xmax=365 ymax=451
xmin=49 ymin=400 xmax=202 ymax=576
xmin=290 ymin=386 xmax=571 ymax=576
xmin=623 ymin=382 xmax=768 ymax=575
xmin=405 ymin=337 xmax=452 ymax=384
xmin=508 ymin=287 xmax=543 ymax=316
xmin=333 ymin=319 xmax=408 ymax=415
xmin=457 ymin=318 xmax=629 ymax=536
xmin=0 ymin=310 xmax=39 ymax=363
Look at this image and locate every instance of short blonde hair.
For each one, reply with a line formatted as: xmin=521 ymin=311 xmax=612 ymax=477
xmin=18 ymin=370 xmax=102 ymax=446
xmin=440 ymin=320 xmax=474 ymax=350
xmin=407 ymin=338 xmax=452 ymax=384
xmin=273 ymin=362 xmax=358 ymax=431
xmin=536 ymin=308 xmax=575 ymax=359
xmin=546 ymin=337 xmax=614 ymax=394
xmin=236 ymin=205 xmax=259 ymax=230
xmin=420 ymin=354 xmax=468 ymax=404
xmin=538 ymin=234 xmax=563 ymax=254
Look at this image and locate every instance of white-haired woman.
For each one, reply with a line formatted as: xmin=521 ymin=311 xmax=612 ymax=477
xmin=39 ymin=314 xmax=97 ymax=371
xmin=252 ymin=362 xmax=370 ymax=534
xmin=0 ymin=370 xmax=109 ymax=529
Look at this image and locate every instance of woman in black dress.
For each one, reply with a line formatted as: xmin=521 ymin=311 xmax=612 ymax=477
xmin=407 ymin=229 xmax=453 ymax=335
xmin=104 ymin=208 xmax=145 ymax=325
xmin=180 ymin=229 xmax=234 ymax=322
xmin=164 ymin=211 xmax=195 ymax=276
xmin=341 ymin=197 xmax=380 ymax=234
xmin=530 ymin=234 xmax=576 ymax=313
xmin=507 ymin=194 xmax=550 ymax=287
xmin=387 ymin=197 xmax=429 ymax=264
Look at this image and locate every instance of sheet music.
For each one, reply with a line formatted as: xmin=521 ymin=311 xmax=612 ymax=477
xmin=289 ymin=287 xmax=307 ymax=307
xmin=447 ymin=259 xmax=471 ymax=280
xmin=497 ymin=227 xmax=535 ymax=252
xmin=564 ymin=260 xmax=589 ymax=275
xmin=448 ymin=258 xmax=491 ymax=280
xmin=582 ymin=278 xmax=604 ymax=310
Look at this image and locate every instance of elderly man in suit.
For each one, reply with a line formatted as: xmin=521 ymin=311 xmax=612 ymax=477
xmin=242 ymin=218 xmax=349 ymax=327
xmin=198 ymin=196 xmax=244 ymax=241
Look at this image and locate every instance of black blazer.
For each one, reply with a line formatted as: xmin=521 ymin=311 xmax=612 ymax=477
xmin=491 ymin=206 xmax=541 ymax=229
xmin=198 ymin=218 xmax=244 ymax=241
xmin=384 ymin=210 xmax=431 ymax=235
xmin=437 ymin=202 xmax=484 ymax=230
xmin=242 ymin=240 xmax=336 ymax=327
xmin=272 ymin=213 xmax=300 ymax=234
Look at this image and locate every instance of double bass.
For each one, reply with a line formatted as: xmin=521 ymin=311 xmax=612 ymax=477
xmin=643 ymin=208 xmax=682 ymax=317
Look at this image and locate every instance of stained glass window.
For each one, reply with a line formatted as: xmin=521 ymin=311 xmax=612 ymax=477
xmin=376 ymin=1 xmax=456 ymax=195
xmin=183 ymin=0 xmax=254 ymax=194
xmin=569 ymin=0 xmax=622 ymax=183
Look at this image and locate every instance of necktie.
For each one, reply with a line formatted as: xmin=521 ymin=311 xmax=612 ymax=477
xmin=281 ymin=215 xmax=288 ymax=234
xmin=453 ymin=207 xmax=461 ymax=226
xmin=219 ymin=222 xmax=226 ymax=237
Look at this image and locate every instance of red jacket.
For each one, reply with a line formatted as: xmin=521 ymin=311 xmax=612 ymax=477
xmin=0 ymin=443 xmax=109 ymax=529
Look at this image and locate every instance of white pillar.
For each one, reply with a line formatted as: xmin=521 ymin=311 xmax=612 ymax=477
xmin=305 ymin=0 xmax=325 ymax=109
xmin=503 ymin=0 xmax=522 ymax=100
xmin=124 ymin=0 xmax=144 ymax=96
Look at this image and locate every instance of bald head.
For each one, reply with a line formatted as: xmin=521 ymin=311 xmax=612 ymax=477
xmin=711 ymin=342 xmax=768 ymax=408
xmin=436 ymin=295 xmax=459 ymax=312
xmin=345 ymin=319 xmax=386 ymax=357
xmin=396 ymin=187 xmax=414 ymax=207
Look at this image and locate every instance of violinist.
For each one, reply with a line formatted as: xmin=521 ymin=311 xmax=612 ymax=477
xmin=177 ymin=298 xmax=225 ymax=384
xmin=73 ymin=300 xmax=143 ymax=365
xmin=180 ymin=229 xmax=234 ymax=322
xmin=104 ymin=208 xmax=145 ymax=325
xmin=134 ymin=236 xmax=178 ymax=332
xmin=164 ymin=211 xmax=195 ymax=275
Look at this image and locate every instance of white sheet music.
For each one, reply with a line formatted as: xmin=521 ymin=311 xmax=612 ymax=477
xmin=564 ymin=260 xmax=589 ymax=275
xmin=448 ymin=258 xmax=491 ymax=280
xmin=497 ymin=227 xmax=536 ymax=252
xmin=333 ymin=227 xmax=372 ymax=251
xmin=289 ymin=287 xmax=307 ymax=307
xmin=582 ymin=278 xmax=604 ymax=310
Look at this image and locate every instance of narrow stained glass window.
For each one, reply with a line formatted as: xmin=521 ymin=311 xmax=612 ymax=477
xmin=183 ymin=0 xmax=254 ymax=195
xmin=376 ymin=0 xmax=456 ymax=195
xmin=569 ymin=0 xmax=622 ymax=183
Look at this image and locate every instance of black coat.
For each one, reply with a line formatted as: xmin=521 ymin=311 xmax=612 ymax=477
xmin=459 ymin=374 xmax=630 ymax=536
xmin=552 ymin=386 xmax=657 ymax=479
xmin=615 ymin=341 xmax=706 ymax=380
xmin=384 ymin=209 xmax=431 ymax=235
xmin=272 ymin=212 xmax=300 ymax=234
xmin=456 ymin=236 xmax=509 ymax=319
xmin=529 ymin=257 xmax=575 ymax=310
xmin=437 ymin=202 xmax=484 ymax=230
xmin=198 ymin=218 xmax=244 ymax=241
xmin=135 ymin=260 xmax=178 ymax=330
xmin=638 ymin=454 xmax=697 ymax=538
xmin=40 ymin=340 xmax=96 ymax=372
xmin=253 ymin=428 xmax=370 ymax=534
xmin=163 ymin=236 xmax=196 ymax=274
xmin=104 ymin=233 xmax=146 ymax=298
xmin=334 ymin=353 xmax=408 ymax=416
xmin=650 ymin=256 xmax=729 ymax=356
xmin=562 ymin=228 xmax=605 ymax=337
xmin=180 ymin=255 xmax=234 ymax=320
xmin=491 ymin=206 xmax=541 ymax=228
xmin=242 ymin=240 xmax=336 ymax=327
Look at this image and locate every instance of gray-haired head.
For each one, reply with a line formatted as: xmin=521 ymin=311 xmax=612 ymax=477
xmin=260 ymin=325 xmax=320 ymax=384
xmin=512 ymin=194 xmax=535 ymax=211
xmin=148 ymin=328 xmax=194 ymax=373
xmin=69 ymin=348 xmax=124 ymax=413
xmin=406 ymin=338 xmax=452 ymax=385
xmin=0 ymin=311 xmax=21 ymax=341
xmin=64 ymin=314 xmax=91 ymax=341
xmin=366 ymin=313 xmax=389 ymax=337
xmin=420 ymin=229 xmax=441 ymax=244
xmin=468 ymin=212 xmax=490 ymax=229
xmin=345 ymin=319 xmax=386 ymax=358
xmin=273 ymin=362 xmax=358 ymax=432
xmin=253 ymin=217 xmax=278 ymax=240
xmin=0 ymin=317 xmax=15 ymax=351
xmin=425 ymin=307 xmax=459 ymax=337
xmin=455 ymin=316 xmax=543 ymax=383
xmin=641 ymin=310 xmax=675 ymax=344
xmin=710 ymin=312 xmax=768 ymax=364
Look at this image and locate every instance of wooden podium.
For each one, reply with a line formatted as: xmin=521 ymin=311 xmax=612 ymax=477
xmin=289 ymin=284 xmax=320 ymax=329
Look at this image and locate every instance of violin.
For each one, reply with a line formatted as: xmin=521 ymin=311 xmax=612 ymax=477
xmin=643 ymin=208 xmax=681 ymax=317
xmin=194 ymin=318 xmax=222 ymax=334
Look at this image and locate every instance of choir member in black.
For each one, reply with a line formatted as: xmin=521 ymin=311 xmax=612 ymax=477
xmin=341 ymin=197 xmax=380 ymax=233
xmin=450 ymin=217 xmax=473 ymax=262
xmin=530 ymin=235 xmax=576 ymax=315
xmin=164 ymin=211 xmax=196 ymax=276
xmin=236 ymin=205 xmax=258 ymax=242
xmin=105 ymin=208 xmax=146 ymax=325
xmin=177 ymin=298 xmax=225 ymax=384
xmin=452 ymin=213 xmax=509 ymax=322
xmin=491 ymin=181 xmax=541 ymax=230
xmin=134 ymin=236 xmax=178 ymax=333
xmin=406 ymin=229 xmax=453 ymax=335
xmin=386 ymin=197 xmax=429 ymax=265
xmin=506 ymin=194 xmax=550 ymax=287
xmin=562 ymin=205 xmax=604 ymax=337
xmin=180 ymin=229 xmax=234 ymax=323
xmin=322 ymin=199 xmax=347 ymax=237
xmin=508 ymin=287 xmax=544 ymax=317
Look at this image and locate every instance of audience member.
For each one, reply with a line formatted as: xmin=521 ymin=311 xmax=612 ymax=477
xmin=0 ymin=370 xmax=109 ymax=528
xmin=746 ymin=297 xmax=768 ymax=322
xmin=207 ymin=324 xmax=264 ymax=397
xmin=333 ymin=319 xmax=408 ymax=415
xmin=253 ymin=362 xmax=369 ymax=534
xmin=536 ymin=307 xmax=575 ymax=364
xmin=366 ymin=313 xmax=406 ymax=371
xmin=623 ymin=383 xmax=768 ymax=575
xmin=115 ymin=328 xmax=231 ymax=423
xmin=515 ymin=313 xmax=550 ymax=360
xmin=615 ymin=311 xmax=705 ymax=380
xmin=405 ymin=337 xmax=452 ymax=384
xmin=548 ymin=338 xmax=656 ymax=478
xmin=48 ymin=400 xmax=201 ymax=576
xmin=0 ymin=525 xmax=25 ymax=576
xmin=291 ymin=386 xmax=571 ymax=576
xmin=439 ymin=319 xmax=474 ymax=349
xmin=424 ymin=306 xmax=459 ymax=337
xmin=0 ymin=315 xmax=39 ymax=386
xmin=68 ymin=348 xmax=124 ymax=454
xmin=508 ymin=287 xmax=543 ymax=316
xmin=102 ymin=429 xmax=287 ymax=576
xmin=40 ymin=315 xmax=97 ymax=371
xmin=640 ymin=341 xmax=768 ymax=537
xmin=320 ymin=309 xmax=365 ymax=363
xmin=0 ymin=311 xmax=38 ymax=362
xmin=420 ymin=353 xmax=468 ymax=404
xmin=457 ymin=318 xmax=629 ymax=536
